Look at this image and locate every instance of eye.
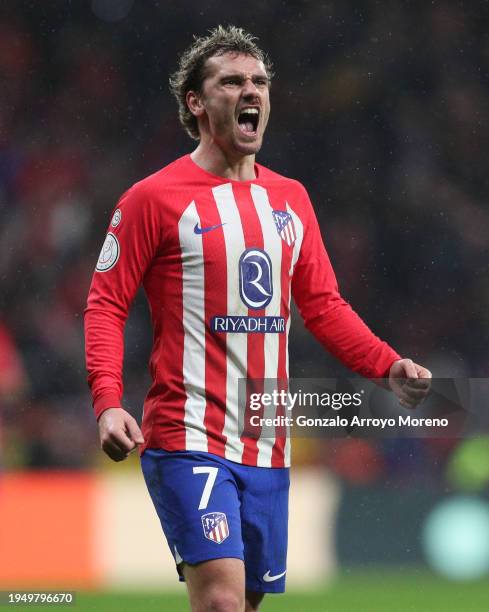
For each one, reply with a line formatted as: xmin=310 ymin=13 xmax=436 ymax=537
xmin=254 ymin=78 xmax=269 ymax=88
xmin=223 ymin=78 xmax=240 ymax=86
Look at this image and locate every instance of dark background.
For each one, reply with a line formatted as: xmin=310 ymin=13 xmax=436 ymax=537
xmin=0 ymin=0 xmax=486 ymax=523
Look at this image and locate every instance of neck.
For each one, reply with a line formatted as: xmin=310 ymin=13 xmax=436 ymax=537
xmin=191 ymin=140 xmax=256 ymax=181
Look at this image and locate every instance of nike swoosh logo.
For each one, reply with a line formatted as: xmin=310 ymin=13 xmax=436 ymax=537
xmin=194 ymin=222 xmax=225 ymax=235
xmin=263 ymin=570 xmax=287 ymax=582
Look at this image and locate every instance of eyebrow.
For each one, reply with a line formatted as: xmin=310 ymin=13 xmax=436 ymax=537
xmin=219 ymin=73 xmax=270 ymax=81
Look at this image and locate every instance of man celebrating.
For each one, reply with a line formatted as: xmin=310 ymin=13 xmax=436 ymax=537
xmin=85 ymin=25 xmax=431 ymax=612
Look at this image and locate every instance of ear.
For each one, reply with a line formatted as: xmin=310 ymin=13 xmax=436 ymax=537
xmin=186 ymin=90 xmax=205 ymax=118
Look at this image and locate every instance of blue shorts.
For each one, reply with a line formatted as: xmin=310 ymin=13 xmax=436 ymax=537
xmin=141 ymin=449 xmax=289 ymax=593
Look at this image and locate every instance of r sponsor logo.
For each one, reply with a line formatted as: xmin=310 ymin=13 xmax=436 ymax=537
xmin=239 ymin=248 xmax=273 ymax=310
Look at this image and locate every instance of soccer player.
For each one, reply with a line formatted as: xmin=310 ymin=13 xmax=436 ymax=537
xmin=84 ymin=25 xmax=431 ymax=612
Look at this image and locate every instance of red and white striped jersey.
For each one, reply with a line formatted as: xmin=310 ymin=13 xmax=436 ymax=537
xmin=85 ymin=154 xmax=400 ymax=467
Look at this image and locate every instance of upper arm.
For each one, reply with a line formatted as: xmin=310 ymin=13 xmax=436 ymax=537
xmin=86 ymin=183 xmax=164 ymax=318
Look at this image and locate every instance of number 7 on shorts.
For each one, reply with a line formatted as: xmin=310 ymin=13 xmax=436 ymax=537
xmin=192 ymin=466 xmax=218 ymax=510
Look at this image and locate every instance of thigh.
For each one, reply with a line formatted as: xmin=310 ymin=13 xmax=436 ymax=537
xmin=141 ymin=450 xmax=244 ymax=573
xmin=240 ymin=466 xmax=290 ymax=593
xmin=183 ymin=558 xmax=245 ymax=612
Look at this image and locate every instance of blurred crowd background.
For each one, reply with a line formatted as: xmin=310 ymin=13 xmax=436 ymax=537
xmin=1 ymin=0 xmax=488 ymax=566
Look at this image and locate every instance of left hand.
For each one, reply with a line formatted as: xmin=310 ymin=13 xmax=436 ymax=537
xmin=389 ymin=359 xmax=432 ymax=408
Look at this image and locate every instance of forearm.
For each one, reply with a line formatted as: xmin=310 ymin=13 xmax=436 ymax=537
xmin=302 ymin=295 xmax=400 ymax=379
xmin=84 ymin=306 xmax=126 ymax=419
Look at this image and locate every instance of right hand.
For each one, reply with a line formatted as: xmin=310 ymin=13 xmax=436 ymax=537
xmin=98 ymin=407 xmax=145 ymax=462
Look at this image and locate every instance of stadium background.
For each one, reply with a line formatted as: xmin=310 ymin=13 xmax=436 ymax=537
xmin=1 ymin=1 xmax=489 ymax=610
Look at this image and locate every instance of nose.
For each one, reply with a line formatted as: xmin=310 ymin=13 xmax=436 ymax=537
xmin=241 ymin=76 xmax=259 ymax=97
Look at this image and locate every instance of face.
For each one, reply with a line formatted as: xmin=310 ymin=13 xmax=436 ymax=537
xmin=189 ymin=52 xmax=271 ymax=156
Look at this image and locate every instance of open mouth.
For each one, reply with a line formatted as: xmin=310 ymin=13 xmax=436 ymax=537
xmin=237 ymin=108 xmax=259 ymax=136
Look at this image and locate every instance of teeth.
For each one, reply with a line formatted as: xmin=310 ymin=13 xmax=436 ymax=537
xmin=241 ymin=108 xmax=259 ymax=115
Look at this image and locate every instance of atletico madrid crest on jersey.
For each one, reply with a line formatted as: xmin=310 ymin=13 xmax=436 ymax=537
xmin=272 ymin=209 xmax=296 ymax=246
xmin=201 ymin=512 xmax=230 ymax=544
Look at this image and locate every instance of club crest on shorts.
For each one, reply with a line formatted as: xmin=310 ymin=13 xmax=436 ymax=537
xmin=201 ymin=512 xmax=229 ymax=544
xmin=272 ymin=209 xmax=296 ymax=246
